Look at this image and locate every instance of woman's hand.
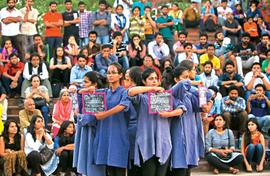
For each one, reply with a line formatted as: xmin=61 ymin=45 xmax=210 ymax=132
xmin=56 ymin=147 xmax=64 ymax=156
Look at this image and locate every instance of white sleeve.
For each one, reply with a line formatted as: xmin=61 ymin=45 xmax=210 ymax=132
xmin=111 ymin=14 xmax=116 ymax=29
xmin=40 ymin=63 xmax=49 ymax=80
xmin=25 ymin=133 xmax=41 ymax=151
xmin=23 ymin=63 xmax=31 ymax=80
xmin=148 ymin=42 xmax=157 ymax=59
xmin=244 ymin=72 xmax=252 ymax=86
xmin=193 ymin=54 xmax=199 ymax=65
xmin=162 ymin=44 xmax=170 ymax=57
xmin=45 ymin=133 xmax=54 ymax=149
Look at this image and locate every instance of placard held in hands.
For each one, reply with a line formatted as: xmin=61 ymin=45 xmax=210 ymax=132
xmin=148 ymin=90 xmax=173 ymax=114
xmin=82 ymin=92 xmax=107 ymax=114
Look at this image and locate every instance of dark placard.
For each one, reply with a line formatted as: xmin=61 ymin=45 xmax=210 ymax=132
xmin=82 ymin=92 xmax=107 ymax=114
xmin=148 ymin=91 xmax=173 ymax=114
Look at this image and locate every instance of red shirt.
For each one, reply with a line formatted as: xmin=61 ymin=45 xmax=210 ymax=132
xmin=3 ymin=62 xmax=24 ymax=76
xmin=43 ymin=11 xmax=63 ymax=37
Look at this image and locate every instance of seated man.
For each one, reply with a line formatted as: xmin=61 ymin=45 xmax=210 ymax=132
xmin=148 ymin=33 xmax=170 ymax=67
xmin=174 ymin=42 xmax=198 ymax=67
xmin=110 ymin=31 xmax=129 ymax=70
xmin=244 ymin=62 xmax=270 ymax=100
xmin=199 ymin=61 xmax=218 ymax=88
xmin=25 ymin=34 xmax=48 ymax=62
xmin=84 ymin=31 xmax=101 ymax=64
xmin=234 ymin=32 xmax=260 ymax=77
xmin=199 ymin=44 xmax=221 ymax=75
xmin=95 ymin=44 xmax=118 ymax=77
xmin=222 ymin=86 xmax=248 ymax=134
xmin=22 ymin=53 xmax=52 ymax=98
xmin=173 ymin=31 xmax=188 ymax=57
xmin=222 ymin=11 xmax=241 ymax=46
xmin=19 ymin=98 xmax=43 ymax=133
xmin=256 ymin=33 xmax=270 ymax=61
xmin=247 ymin=84 xmax=270 ymax=135
xmin=195 ymin=33 xmax=210 ymax=57
xmin=70 ymin=55 xmax=92 ymax=88
xmin=218 ymin=60 xmax=244 ymax=97
xmin=217 ymin=0 xmax=232 ymax=26
xmin=183 ymin=1 xmax=200 ymax=28
xmin=2 ymin=53 xmax=24 ymax=97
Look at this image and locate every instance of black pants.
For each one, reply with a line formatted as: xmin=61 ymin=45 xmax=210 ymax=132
xmin=27 ymin=151 xmax=42 ymax=175
xmin=129 ymin=57 xmax=143 ymax=67
xmin=59 ymin=150 xmax=73 ymax=172
xmin=51 ymin=68 xmax=70 ymax=86
xmin=223 ymin=111 xmax=248 ymax=133
xmin=107 ymin=166 xmax=126 ymax=176
xmin=141 ymin=156 xmax=170 ymax=176
xmin=206 ymin=153 xmax=243 ymax=171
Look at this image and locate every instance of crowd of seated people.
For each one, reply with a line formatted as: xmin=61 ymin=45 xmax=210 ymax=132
xmin=1 ymin=0 xmax=270 ymax=175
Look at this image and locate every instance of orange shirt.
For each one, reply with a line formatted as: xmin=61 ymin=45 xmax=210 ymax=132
xmin=244 ymin=22 xmax=259 ymax=37
xmin=43 ymin=12 xmax=63 ymax=37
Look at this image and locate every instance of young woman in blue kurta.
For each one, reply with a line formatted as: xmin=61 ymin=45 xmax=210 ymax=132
xmin=128 ymin=68 xmax=185 ymax=176
xmin=93 ymin=63 xmax=136 ymax=176
xmin=73 ymin=71 xmax=106 ymax=176
xmin=171 ymin=61 xmax=213 ymax=176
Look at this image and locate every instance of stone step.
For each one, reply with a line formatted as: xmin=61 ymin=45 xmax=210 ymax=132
xmin=7 ymin=105 xmax=54 ymax=115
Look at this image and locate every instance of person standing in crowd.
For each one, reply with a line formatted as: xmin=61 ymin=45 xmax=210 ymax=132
xmin=22 ymin=54 xmax=52 ymax=98
xmin=0 ymin=120 xmax=28 ymax=176
xmin=144 ymin=6 xmax=157 ymax=44
xmin=129 ymin=6 xmax=145 ymax=40
xmin=78 ymin=1 xmax=92 ymax=47
xmin=62 ymin=0 xmax=80 ymax=46
xmin=218 ymin=60 xmax=244 ymax=97
xmin=93 ymin=0 xmax=111 ymax=44
xmin=128 ymin=68 xmax=185 ymax=176
xmin=241 ymin=118 xmax=265 ymax=172
xmin=25 ymin=34 xmax=49 ymax=62
xmin=183 ymin=1 xmax=200 ymax=28
xmin=54 ymin=121 xmax=76 ymax=175
xmin=148 ymin=33 xmax=170 ymax=67
xmin=20 ymin=0 xmax=39 ymax=60
xmin=169 ymin=3 xmax=184 ymax=35
xmin=110 ymin=31 xmax=129 ymax=70
xmin=1 ymin=53 xmax=24 ymax=98
xmin=157 ymin=5 xmax=174 ymax=58
xmin=111 ymin=5 xmax=129 ymax=43
xmin=205 ymin=115 xmax=243 ymax=174
xmin=43 ymin=1 xmax=63 ymax=59
xmin=0 ymin=0 xmax=23 ymax=59
xmin=132 ymin=0 xmax=151 ymax=16
xmin=70 ymin=55 xmax=92 ymax=89
xmin=19 ymin=98 xmax=43 ymax=133
xmin=222 ymin=86 xmax=248 ymax=135
xmin=113 ymin=0 xmax=133 ymax=18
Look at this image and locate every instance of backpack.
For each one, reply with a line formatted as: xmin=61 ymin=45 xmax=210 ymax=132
xmin=204 ymin=17 xmax=216 ymax=32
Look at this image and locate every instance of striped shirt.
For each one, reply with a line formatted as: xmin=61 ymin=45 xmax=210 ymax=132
xmin=79 ymin=11 xmax=93 ymax=38
xmin=221 ymin=96 xmax=246 ymax=113
xmin=129 ymin=16 xmax=145 ymax=39
xmin=109 ymin=42 xmax=127 ymax=58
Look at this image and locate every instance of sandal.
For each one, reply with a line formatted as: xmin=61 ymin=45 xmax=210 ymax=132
xmin=213 ymin=168 xmax=219 ymax=174
xmin=230 ymin=167 xmax=239 ymax=174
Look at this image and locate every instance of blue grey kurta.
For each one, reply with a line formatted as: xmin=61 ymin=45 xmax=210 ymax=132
xmin=171 ymin=80 xmax=207 ymax=168
xmin=130 ymin=92 xmax=184 ymax=166
xmin=73 ymin=114 xmax=106 ymax=176
xmin=93 ymin=86 xmax=135 ymax=168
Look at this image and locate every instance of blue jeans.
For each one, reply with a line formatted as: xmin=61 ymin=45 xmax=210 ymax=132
xmin=45 ymin=37 xmax=63 ymax=59
xmin=79 ymin=37 xmax=89 ymax=47
xmin=246 ymin=144 xmax=264 ymax=164
xmin=98 ymin=69 xmax=107 ymax=77
xmin=118 ymin=56 xmax=129 ymax=70
xmin=96 ymin=35 xmax=110 ymax=44
xmin=40 ymin=105 xmax=49 ymax=129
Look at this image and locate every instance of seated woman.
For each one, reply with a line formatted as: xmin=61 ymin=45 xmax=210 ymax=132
xmin=25 ymin=75 xmax=50 ymax=129
xmin=64 ymin=36 xmax=80 ymax=65
xmin=128 ymin=34 xmax=146 ymax=67
xmin=54 ymin=121 xmax=75 ymax=175
xmin=49 ymin=47 xmax=72 ymax=88
xmin=52 ymin=89 xmax=74 ymax=137
xmin=205 ymin=114 xmax=243 ymax=174
xmin=0 ymin=39 xmax=17 ymax=65
xmin=0 ymin=120 xmax=27 ymax=176
xmin=24 ymin=115 xmax=58 ymax=176
xmin=241 ymin=118 xmax=265 ymax=172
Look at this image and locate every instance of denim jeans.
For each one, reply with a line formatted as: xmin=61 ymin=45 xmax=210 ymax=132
xmin=79 ymin=37 xmax=89 ymax=47
xmin=118 ymin=56 xmax=129 ymax=70
xmin=96 ymin=35 xmax=110 ymax=44
xmin=40 ymin=105 xmax=49 ymax=129
xmin=246 ymin=144 xmax=264 ymax=164
xmin=45 ymin=37 xmax=63 ymax=59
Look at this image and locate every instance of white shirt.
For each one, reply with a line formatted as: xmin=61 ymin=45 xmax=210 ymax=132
xmin=20 ymin=7 xmax=39 ymax=35
xmin=200 ymin=72 xmax=219 ymax=88
xmin=217 ymin=6 xmax=232 ymax=19
xmin=24 ymin=132 xmax=54 ymax=156
xmin=148 ymin=41 xmax=170 ymax=61
xmin=176 ymin=52 xmax=199 ymax=65
xmin=244 ymin=71 xmax=269 ymax=90
xmin=0 ymin=7 xmax=22 ymax=36
xmin=23 ymin=62 xmax=49 ymax=80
